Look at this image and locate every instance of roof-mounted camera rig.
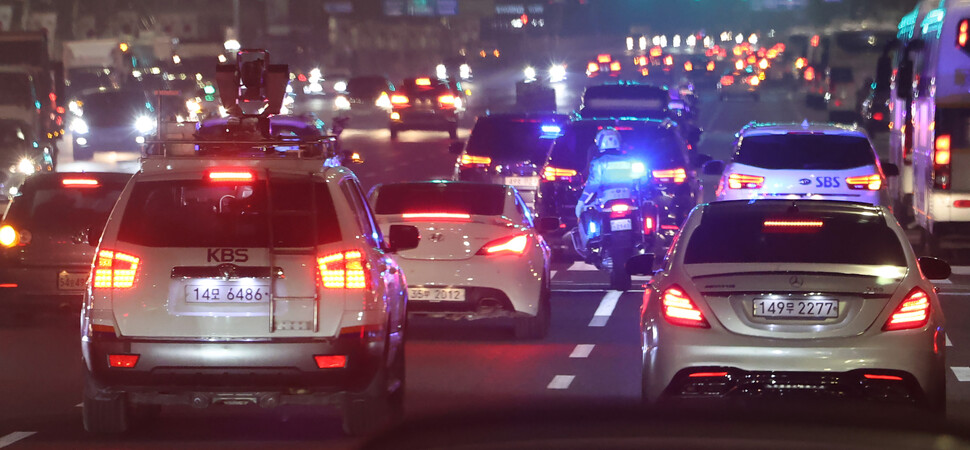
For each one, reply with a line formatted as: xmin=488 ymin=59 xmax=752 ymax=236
xmin=211 ymin=49 xmax=289 ymax=139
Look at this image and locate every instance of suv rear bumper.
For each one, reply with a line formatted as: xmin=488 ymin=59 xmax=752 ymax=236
xmin=82 ymin=333 xmax=385 ymax=399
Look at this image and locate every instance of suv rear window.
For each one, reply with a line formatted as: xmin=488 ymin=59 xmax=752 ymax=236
xmin=466 ymin=118 xmax=554 ymax=163
xmin=4 ymin=179 xmax=126 ymax=234
xmin=374 ymin=183 xmax=505 ymax=216
xmin=117 ymin=180 xmax=340 ymax=247
xmin=735 ymin=134 xmax=875 ymax=170
xmin=684 ymin=208 xmax=906 ymax=266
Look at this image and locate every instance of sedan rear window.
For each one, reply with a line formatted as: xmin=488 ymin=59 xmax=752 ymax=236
xmin=735 ymin=134 xmax=875 ymax=170
xmin=683 ymin=208 xmax=906 ymax=266
xmin=117 ymin=180 xmax=340 ymax=248
xmin=374 ymin=183 xmax=505 ymax=216
xmin=4 ymin=180 xmax=126 ymax=234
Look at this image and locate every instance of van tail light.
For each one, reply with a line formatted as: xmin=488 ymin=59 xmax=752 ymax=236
xmin=720 ymin=75 xmax=735 ymax=86
xmin=883 ymin=287 xmax=930 ymax=331
xmin=438 ymin=94 xmax=456 ymax=107
xmin=93 ymin=250 xmax=140 ymax=289
xmin=390 ymin=94 xmax=410 ymax=105
xmin=477 ymin=234 xmax=529 ymax=256
xmin=934 ymin=134 xmax=951 ymax=190
xmin=727 ymin=173 xmax=764 ymax=189
xmin=652 ymin=168 xmax=687 ymax=184
xmin=460 ymin=154 xmax=491 ymax=166
xmin=318 ymin=250 xmax=369 ymax=289
xmin=543 ymin=166 xmax=577 ymax=181
xmin=0 ymin=224 xmax=20 ymax=248
xmin=661 ymin=286 xmax=709 ymax=328
xmin=845 ymin=174 xmax=882 ymax=191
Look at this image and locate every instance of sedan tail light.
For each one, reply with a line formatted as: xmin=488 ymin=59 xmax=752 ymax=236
xmin=438 ymin=94 xmax=456 ymax=106
xmin=460 ymin=154 xmax=491 ymax=166
xmin=661 ymin=286 xmax=709 ymax=328
xmin=390 ymin=94 xmax=410 ymax=105
xmin=543 ymin=166 xmax=577 ymax=181
xmin=318 ymin=250 xmax=369 ymax=289
xmin=845 ymin=174 xmax=882 ymax=191
xmin=883 ymin=287 xmax=930 ymax=331
xmin=727 ymin=173 xmax=764 ymax=189
xmin=93 ymin=250 xmax=141 ymax=289
xmin=477 ymin=234 xmax=529 ymax=256
xmin=652 ymin=168 xmax=687 ymax=184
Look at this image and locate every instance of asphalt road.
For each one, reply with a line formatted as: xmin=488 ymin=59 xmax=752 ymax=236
xmin=3 ymin=85 xmax=970 ymax=449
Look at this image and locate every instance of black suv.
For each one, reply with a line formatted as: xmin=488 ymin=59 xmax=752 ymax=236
xmin=389 ymin=77 xmax=464 ymax=139
xmin=578 ymin=83 xmax=670 ymax=120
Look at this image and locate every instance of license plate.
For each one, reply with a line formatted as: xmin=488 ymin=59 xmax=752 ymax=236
xmin=601 ymin=188 xmax=631 ymax=201
xmin=504 ymin=176 xmax=539 ymax=188
xmin=185 ymin=284 xmax=270 ymax=303
xmin=57 ymin=271 xmax=88 ymax=290
xmin=408 ymin=287 xmax=465 ymax=302
xmin=610 ymin=218 xmax=632 ymax=231
xmin=753 ymin=298 xmax=838 ymax=319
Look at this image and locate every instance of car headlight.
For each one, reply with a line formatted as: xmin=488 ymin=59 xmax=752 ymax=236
xmin=549 ymin=64 xmax=567 ymax=82
xmin=335 ymin=95 xmax=351 ymax=110
xmin=134 ymin=116 xmax=155 ymax=134
xmin=631 ymin=161 xmax=647 ymax=178
xmin=333 ymin=81 xmax=347 ymax=92
xmin=16 ymin=157 xmax=37 ymax=175
xmin=70 ymin=118 xmax=89 ymax=135
xmin=376 ymin=92 xmax=391 ymax=109
xmin=524 ymin=66 xmax=537 ymax=81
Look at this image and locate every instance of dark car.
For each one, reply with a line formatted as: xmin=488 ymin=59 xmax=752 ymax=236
xmin=389 ymin=77 xmax=464 ymax=139
xmin=0 ymin=172 xmax=130 ymax=313
xmin=578 ymin=83 xmax=670 ymax=120
xmin=536 ymin=118 xmax=704 ymax=254
xmin=334 ymin=75 xmax=395 ymax=124
xmin=69 ymin=89 xmax=156 ymax=160
xmin=0 ymin=119 xmax=55 ymax=201
xmin=453 ymin=113 xmax=567 ymax=207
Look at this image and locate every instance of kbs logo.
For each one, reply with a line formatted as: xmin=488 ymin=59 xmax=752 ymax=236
xmin=207 ymin=248 xmax=249 ymax=263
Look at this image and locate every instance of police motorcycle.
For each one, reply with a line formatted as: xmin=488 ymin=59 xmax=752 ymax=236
xmin=573 ymin=157 xmax=671 ymax=291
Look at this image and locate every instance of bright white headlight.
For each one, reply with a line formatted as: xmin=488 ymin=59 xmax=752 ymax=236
xmin=134 ymin=116 xmax=155 ymax=134
xmin=70 ymin=118 xmax=89 ymax=135
xmin=334 ymin=95 xmax=351 ymax=110
xmin=17 ymin=158 xmax=36 ymax=175
xmin=631 ymin=161 xmax=647 ymax=178
xmin=333 ymin=81 xmax=347 ymax=92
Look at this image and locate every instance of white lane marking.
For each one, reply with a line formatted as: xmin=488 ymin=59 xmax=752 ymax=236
xmin=952 ymin=366 xmax=970 ymax=382
xmin=950 ymin=266 xmax=970 ymax=275
xmin=569 ymin=344 xmax=595 ymax=358
xmin=567 ymin=262 xmax=599 ymax=271
xmin=589 ymin=290 xmax=623 ymax=327
xmin=75 ymin=402 xmax=82 ymax=407
xmin=550 ymin=270 xmax=558 ymax=279
xmin=554 ymin=289 xmax=645 ymax=293
xmin=0 ymin=432 xmax=36 ymax=448
xmin=947 ymin=333 xmax=953 ymax=347
xmin=936 ymin=278 xmax=953 ymax=285
xmin=547 ymin=375 xmax=575 ymax=389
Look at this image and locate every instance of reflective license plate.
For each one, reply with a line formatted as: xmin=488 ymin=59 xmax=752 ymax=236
xmin=753 ymin=298 xmax=838 ymax=319
xmin=185 ymin=284 xmax=270 ymax=303
xmin=610 ymin=218 xmax=632 ymax=231
xmin=408 ymin=287 xmax=466 ymax=302
xmin=504 ymin=176 xmax=539 ymax=188
xmin=57 ymin=272 xmax=88 ymax=290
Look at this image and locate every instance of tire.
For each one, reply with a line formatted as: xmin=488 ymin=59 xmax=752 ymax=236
xmin=609 ymin=245 xmax=633 ymax=291
xmin=389 ymin=127 xmax=399 ymax=140
xmin=73 ymin=145 xmax=94 ymax=161
xmin=342 ymin=334 xmax=405 ymax=436
xmin=82 ymin=385 xmax=128 ymax=434
xmin=514 ymin=283 xmax=551 ymax=340
xmin=448 ymin=124 xmax=458 ymax=140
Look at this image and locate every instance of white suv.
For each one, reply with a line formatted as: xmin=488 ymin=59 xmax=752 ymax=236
xmin=80 ymin=153 xmax=418 ymax=436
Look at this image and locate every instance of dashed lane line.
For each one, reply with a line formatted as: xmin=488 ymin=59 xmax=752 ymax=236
xmin=951 ymin=266 xmax=970 ymax=275
xmin=589 ymin=290 xmax=623 ymax=327
xmin=569 ymin=344 xmax=595 ymax=358
xmin=550 ymin=270 xmax=557 ymax=279
xmin=952 ymin=367 xmax=970 ymax=382
xmin=947 ymin=334 xmax=953 ymax=347
xmin=547 ymin=375 xmax=576 ymax=390
xmin=567 ymin=262 xmax=598 ymax=271
xmin=0 ymin=432 xmax=36 ymax=448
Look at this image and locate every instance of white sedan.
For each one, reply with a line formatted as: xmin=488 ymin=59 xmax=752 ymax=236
xmin=369 ymin=181 xmax=552 ymax=339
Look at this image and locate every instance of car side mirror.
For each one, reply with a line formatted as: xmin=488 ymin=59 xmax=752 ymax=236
xmin=882 ymin=161 xmax=899 ymax=177
xmin=625 ymin=254 xmax=655 ymax=276
xmin=691 ymin=153 xmax=712 ymax=169
xmin=535 ymin=217 xmax=560 ymax=233
xmin=918 ymin=256 xmax=951 ymax=280
xmin=449 ymin=141 xmax=464 ymax=154
xmin=702 ymin=160 xmax=725 ymax=175
xmin=387 ymin=224 xmax=420 ymax=252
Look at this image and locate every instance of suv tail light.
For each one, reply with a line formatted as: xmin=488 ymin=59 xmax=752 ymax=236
xmin=727 ymin=173 xmax=764 ymax=189
xmin=845 ymin=174 xmax=882 ymax=191
xmin=390 ymin=94 xmax=410 ymax=105
xmin=652 ymin=168 xmax=687 ymax=184
xmin=206 ymin=168 xmax=256 ymax=182
xmin=934 ymin=135 xmax=951 ymax=190
xmin=318 ymin=250 xmax=368 ymax=289
xmin=460 ymin=154 xmax=491 ymax=166
xmin=93 ymin=250 xmax=140 ymax=289
xmin=543 ymin=166 xmax=577 ymax=181
xmin=0 ymin=225 xmax=20 ymax=247
xmin=883 ymin=287 xmax=930 ymax=331
xmin=438 ymin=94 xmax=456 ymax=106
xmin=661 ymin=286 xmax=709 ymax=328
xmin=62 ymin=178 xmax=100 ymax=187
xmin=477 ymin=234 xmax=529 ymax=256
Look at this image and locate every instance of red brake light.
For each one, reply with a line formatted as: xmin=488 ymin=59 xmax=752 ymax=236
xmin=390 ymin=94 xmax=410 ymax=105
xmin=884 ymin=287 xmax=930 ymax=331
xmin=727 ymin=173 xmax=764 ymax=189
xmin=0 ymin=225 xmax=19 ymax=248
xmin=543 ymin=166 xmax=577 ymax=181
xmin=663 ymin=55 xmax=673 ymax=66
xmin=863 ymin=373 xmax=903 ymax=381
xmin=720 ymin=75 xmax=734 ymax=86
xmin=415 ymin=78 xmax=432 ymax=86
xmin=706 ymin=61 xmax=715 ymax=72
xmin=318 ymin=250 xmax=368 ymax=289
xmin=684 ymin=61 xmax=693 ymax=71
xmin=689 ymin=371 xmax=728 ymax=378
xmin=206 ymin=169 xmax=255 ymax=182
xmin=959 ymin=19 xmax=969 ymax=47
xmin=62 ymin=178 xmax=99 ymax=187
xmin=314 ymin=355 xmax=348 ymax=369
xmin=845 ymin=174 xmax=882 ymax=191
xmin=643 ymin=216 xmax=655 ymax=234
xmin=762 ymin=219 xmax=823 ymax=234
xmin=460 ymin=154 xmax=491 ymax=166
xmin=652 ymin=168 xmax=687 ymax=184
xmin=650 ymin=47 xmax=663 ymax=57
xmin=661 ymin=286 xmax=709 ymax=328
xmin=609 ymin=201 xmax=632 ymax=218
xmin=935 ymin=135 xmax=951 ymax=165
xmin=108 ymin=354 xmax=139 ymax=368
xmin=872 ymin=112 xmax=884 ymax=121
xmin=804 ymin=66 xmax=816 ymax=81
xmin=477 ymin=234 xmax=529 ymax=256
xmin=609 ymin=61 xmax=621 ymax=72
xmin=93 ymin=250 xmax=140 ymax=289
xmin=402 ymin=212 xmax=470 ymax=221
xmin=587 ymin=62 xmax=599 ymax=73
xmin=438 ymin=94 xmax=456 ymax=105
xmin=597 ymin=54 xmax=612 ymax=63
